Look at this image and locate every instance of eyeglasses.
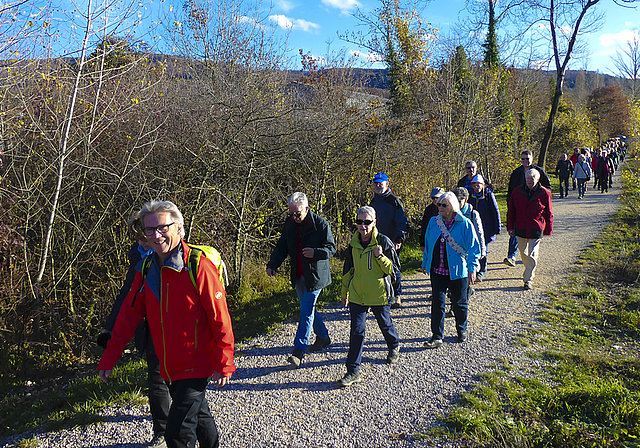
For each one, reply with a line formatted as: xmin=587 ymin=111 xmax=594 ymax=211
xmin=142 ymin=222 xmax=175 ymax=236
xmin=289 ymin=212 xmax=303 ymax=218
xmin=355 ymin=219 xmax=374 ymax=225
xmin=437 ymin=203 xmax=449 ymax=208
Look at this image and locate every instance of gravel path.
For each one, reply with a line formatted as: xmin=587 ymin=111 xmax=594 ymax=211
xmin=2 ymin=174 xmax=622 ymax=448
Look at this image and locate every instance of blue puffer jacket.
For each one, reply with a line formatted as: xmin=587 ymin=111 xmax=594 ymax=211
xmin=422 ymin=212 xmax=481 ymax=279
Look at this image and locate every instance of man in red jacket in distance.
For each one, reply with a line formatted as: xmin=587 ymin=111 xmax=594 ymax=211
xmin=98 ymin=200 xmax=235 ymax=448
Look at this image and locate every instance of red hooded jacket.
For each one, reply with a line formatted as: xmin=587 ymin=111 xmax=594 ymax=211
xmin=98 ymin=240 xmax=235 ymax=382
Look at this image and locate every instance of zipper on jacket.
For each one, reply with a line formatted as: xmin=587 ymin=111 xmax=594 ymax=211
xmin=160 ymin=274 xmax=172 ymax=383
xmin=194 ymin=319 xmax=198 ymax=349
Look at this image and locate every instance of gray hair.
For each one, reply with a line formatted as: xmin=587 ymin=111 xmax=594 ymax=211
xmin=139 ymin=200 xmax=185 ymax=238
xmin=525 ymin=168 xmax=540 ymax=180
xmin=452 ymin=187 xmax=469 ymax=203
xmin=288 ymin=192 xmax=308 ymax=208
xmin=437 ymin=192 xmax=461 ymax=213
xmin=465 ymin=160 xmax=477 ymax=168
xmin=356 ymin=206 xmax=376 ymax=219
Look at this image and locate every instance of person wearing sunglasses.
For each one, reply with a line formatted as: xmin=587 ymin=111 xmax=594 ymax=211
xmin=338 ymin=206 xmax=401 ymax=387
xmin=504 ymin=150 xmax=551 ymax=268
xmin=266 ymin=192 xmax=336 ymax=367
xmin=421 ymin=192 xmax=481 ymax=349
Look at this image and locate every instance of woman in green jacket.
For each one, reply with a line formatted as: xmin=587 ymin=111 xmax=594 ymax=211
xmin=338 ymin=206 xmax=401 ymax=387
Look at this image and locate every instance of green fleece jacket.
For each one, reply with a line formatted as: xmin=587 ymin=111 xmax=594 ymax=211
xmin=341 ymin=227 xmax=396 ymax=306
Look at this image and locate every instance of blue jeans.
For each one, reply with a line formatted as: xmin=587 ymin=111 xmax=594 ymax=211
xmin=166 ymin=377 xmax=218 ymax=448
xmin=346 ymin=302 xmax=399 ymax=373
xmin=507 ymin=235 xmax=518 ymax=260
xmin=430 ymin=272 xmax=468 ymax=339
xmin=294 ymin=277 xmax=328 ymax=351
xmin=577 ymin=178 xmax=587 ymax=197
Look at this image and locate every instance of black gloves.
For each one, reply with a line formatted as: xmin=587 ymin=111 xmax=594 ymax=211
xmin=96 ymin=332 xmax=111 ymax=349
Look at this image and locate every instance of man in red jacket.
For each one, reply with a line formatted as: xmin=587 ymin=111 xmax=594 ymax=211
xmin=98 ymin=200 xmax=235 ymax=448
xmin=507 ymin=169 xmax=553 ymax=291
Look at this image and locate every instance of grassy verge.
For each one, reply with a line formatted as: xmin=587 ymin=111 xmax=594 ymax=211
xmin=442 ymin=156 xmax=640 ymax=447
xmin=0 ymin=231 xmax=425 ymax=442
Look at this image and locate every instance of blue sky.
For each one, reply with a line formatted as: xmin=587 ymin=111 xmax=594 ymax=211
xmin=263 ymin=0 xmax=640 ymax=75
xmin=50 ymin=0 xmax=639 ymax=76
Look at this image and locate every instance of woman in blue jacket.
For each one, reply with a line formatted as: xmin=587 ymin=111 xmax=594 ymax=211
xmin=421 ymin=192 xmax=481 ymax=349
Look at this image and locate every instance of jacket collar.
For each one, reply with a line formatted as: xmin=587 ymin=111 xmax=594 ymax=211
xmin=156 ymin=240 xmax=187 ymax=272
xmin=351 ymin=226 xmax=380 ymax=248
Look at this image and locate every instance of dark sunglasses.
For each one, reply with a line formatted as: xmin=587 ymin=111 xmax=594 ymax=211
xmin=289 ymin=212 xmax=303 ymax=218
xmin=437 ymin=203 xmax=449 ymax=208
xmin=355 ymin=219 xmax=374 ymax=225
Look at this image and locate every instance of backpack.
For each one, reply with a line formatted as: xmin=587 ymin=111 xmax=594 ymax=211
xmin=141 ymin=244 xmax=228 ymax=291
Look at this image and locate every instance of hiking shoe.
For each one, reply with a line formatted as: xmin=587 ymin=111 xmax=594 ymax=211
xmin=503 ymin=257 xmax=516 ymax=267
xmin=149 ymin=435 xmax=167 ymax=448
xmin=387 ymin=346 xmax=400 ymax=364
xmin=423 ymin=337 xmax=443 ymax=349
xmin=523 ymin=281 xmax=533 ymax=290
xmin=308 ymin=336 xmax=331 ymax=353
xmin=390 ymin=297 xmax=402 ymax=309
xmin=287 ymin=349 xmax=304 ymax=367
xmin=468 ymin=287 xmax=475 ymax=297
xmin=475 ymin=273 xmax=484 ymax=282
xmin=457 ymin=331 xmax=467 ymax=343
xmin=445 ymin=307 xmax=454 ymax=318
xmin=338 ymin=371 xmax=362 ymax=387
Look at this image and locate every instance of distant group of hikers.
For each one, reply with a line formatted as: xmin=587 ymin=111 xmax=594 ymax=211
xmin=96 ymin=135 xmax=627 ymax=448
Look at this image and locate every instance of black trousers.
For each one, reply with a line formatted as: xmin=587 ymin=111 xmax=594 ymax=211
xmin=145 ymin=337 xmax=171 ymax=438
xmin=166 ymin=377 xmax=219 ymax=448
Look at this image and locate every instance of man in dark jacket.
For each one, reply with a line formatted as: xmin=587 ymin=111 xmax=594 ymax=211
xmin=503 ymin=150 xmax=551 ymax=267
xmin=457 ymin=160 xmax=478 ymax=191
xmin=267 ymin=192 xmax=336 ymax=367
xmin=507 ymin=169 xmax=553 ymax=290
xmin=369 ymin=172 xmax=408 ymax=302
xmin=555 ymin=153 xmax=573 ymax=198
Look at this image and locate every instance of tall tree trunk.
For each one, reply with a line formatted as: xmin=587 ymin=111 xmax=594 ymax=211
xmin=32 ymin=0 xmax=94 ymax=337
xmin=538 ymin=0 xmax=599 ymax=170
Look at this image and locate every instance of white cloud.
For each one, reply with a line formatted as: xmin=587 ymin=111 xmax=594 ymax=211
xmin=276 ymin=0 xmax=295 ymax=12
xmin=349 ymin=49 xmax=383 ymax=64
xmin=235 ymin=15 xmax=269 ymax=31
xmin=559 ymin=25 xmax=572 ymax=35
xmin=269 ymin=14 xmax=321 ymax=32
xmin=624 ymin=21 xmax=635 ymax=27
xmin=321 ymin=0 xmax=362 ymax=14
xmin=599 ymin=29 xmax=640 ymax=48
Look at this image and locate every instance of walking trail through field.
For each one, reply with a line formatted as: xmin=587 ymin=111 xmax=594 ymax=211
xmin=2 ymin=173 xmax=622 ymax=448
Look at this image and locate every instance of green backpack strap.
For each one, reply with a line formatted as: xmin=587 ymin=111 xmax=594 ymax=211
xmin=132 ymin=253 xmax=154 ymax=307
xmin=141 ymin=253 xmax=153 ymax=281
xmin=187 ymin=245 xmax=203 ymax=291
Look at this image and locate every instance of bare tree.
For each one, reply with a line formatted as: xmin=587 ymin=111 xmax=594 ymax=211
xmin=612 ymin=32 xmax=640 ymax=100
xmin=536 ymin=0 xmax=637 ymax=169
